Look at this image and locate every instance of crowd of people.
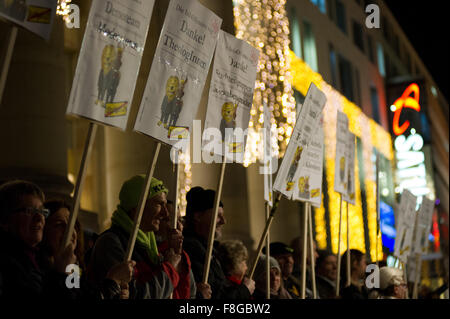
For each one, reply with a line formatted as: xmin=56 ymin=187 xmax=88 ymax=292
xmin=0 ymin=177 xmax=446 ymax=299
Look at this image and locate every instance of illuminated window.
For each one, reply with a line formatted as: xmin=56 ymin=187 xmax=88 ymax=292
xmin=310 ymin=0 xmax=326 ymax=14
xmin=336 ymin=0 xmax=347 ymax=34
xmin=303 ymin=20 xmax=318 ymax=72
xmin=289 ymin=8 xmax=303 ymax=59
xmin=377 ymin=42 xmax=386 ymax=77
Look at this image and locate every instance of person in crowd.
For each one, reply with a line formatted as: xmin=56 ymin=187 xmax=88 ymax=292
xmin=216 ymin=239 xmax=255 ymax=298
xmin=290 ymin=236 xmax=319 ymax=298
xmin=41 ymin=199 xmax=134 ymax=299
xmin=182 ymin=186 xmax=253 ymax=299
xmin=252 ymin=254 xmax=292 ymax=299
xmin=315 ymin=250 xmax=337 ymax=299
xmin=155 ymin=199 xmax=196 ymax=298
xmin=377 ymin=266 xmax=408 ymax=299
xmin=88 ymin=175 xmax=182 ymax=299
xmin=340 ymin=249 xmax=369 ymax=299
xmin=0 ymin=180 xmax=79 ymax=298
xmin=262 ymin=242 xmax=300 ymax=298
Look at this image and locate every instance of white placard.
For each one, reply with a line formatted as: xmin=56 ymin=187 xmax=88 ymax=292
xmin=66 ymin=0 xmax=154 ymax=129
xmin=263 ymin=102 xmax=274 ymax=206
xmin=202 ymin=30 xmax=259 ymax=161
xmin=292 ymin=117 xmax=324 ymax=208
xmin=273 ymin=83 xmax=326 ymax=198
xmin=343 ymin=132 xmax=356 ymax=204
xmin=394 ymin=189 xmax=418 ymax=263
xmin=0 ymin=0 xmax=56 ymax=40
xmin=334 ymin=111 xmax=349 ymax=195
xmin=412 ymin=197 xmax=434 ymax=255
xmin=134 ymin=0 xmax=222 ymax=148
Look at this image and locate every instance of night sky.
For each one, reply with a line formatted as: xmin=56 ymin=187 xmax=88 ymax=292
xmin=384 ymin=0 xmax=450 ymax=102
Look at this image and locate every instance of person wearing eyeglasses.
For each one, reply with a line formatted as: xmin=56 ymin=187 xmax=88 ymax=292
xmin=0 ymin=180 xmax=75 ymax=298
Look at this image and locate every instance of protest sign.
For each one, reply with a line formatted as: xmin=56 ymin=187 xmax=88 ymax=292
xmin=343 ymin=132 xmax=356 ymax=204
xmin=394 ymin=189 xmax=418 ymax=263
xmin=263 ymin=102 xmax=274 ymax=206
xmin=334 ymin=111 xmax=349 ymax=195
xmin=134 ymin=0 xmax=222 ymax=148
xmin=202 ymin=30 xmax=259 ymax=162
xmin=292 ymin=117 xmax=324 ymax=208
xmin=67 ymin=0 xmax=155 ymax=130
xmin=413 ymin=197 xmax=434 ymax=255
xmin=273 ymin=83 xmax=326 ymax=198
xmin=0 ymin=0 xmax=56 ymax=40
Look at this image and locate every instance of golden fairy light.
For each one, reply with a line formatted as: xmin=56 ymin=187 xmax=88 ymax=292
xmin=233 ymin=0 xmax=296 ymax=165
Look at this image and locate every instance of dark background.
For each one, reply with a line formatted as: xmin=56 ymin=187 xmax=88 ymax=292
xmin=384 ymin=0 xmax=449 ymax=102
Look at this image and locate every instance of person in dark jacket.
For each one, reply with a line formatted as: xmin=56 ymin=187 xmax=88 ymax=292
xmin=0 ymin=180 xmax=75 ymax=298
xmin=315 ymin=250 xmax=337 ymax=299
xmin=216 ymin=239 xmax=255 ymax=299
xmin=340 ymin=249 xmax=369 ymax=299
xmin=87 ymin=175 xmax=182 ymax=299
xmin=41 ymin=199 xmax=135 ymax=299
xmin=182 ymin=186 xmax=253 ymax=299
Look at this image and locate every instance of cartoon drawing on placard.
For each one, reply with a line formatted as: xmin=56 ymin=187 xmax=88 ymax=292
xmin=347 ymin=170 xmax=355 ymax=200
xmin=339 ymin=156 xmax=346 ymax=183
xmin=96 ymin=45 xmax=127 ymax=117
xmin=169 ymin=77 xmax=188 ymax=128
xmin=158 ymin=76 xmax=179 ymax=128
xmin=0 ymin=0 xmax=27 ymax=21
xmin=219 ymin=102 xmax=237 ymax=141
xmin=286 ymin=146 xmax=303 ymax=191
xmin=298 ymin=176 xmax=310 ymax=200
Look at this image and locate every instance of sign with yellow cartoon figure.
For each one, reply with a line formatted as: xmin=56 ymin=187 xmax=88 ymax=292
xmin=135 ymin=0 xmax=222 ymax=148
xmin=393 ymin=189 xmax=417 ymax=263
xmin=202 ymin=30 xmax=259 ymax=161
xmin=274 ymin=83 xmax=326 ymax=199
xmin=292 ymin=117 xmax=324 ymax=207
xmin=343 ymin=132 xmax=356 ymax=204
xmin=334 ymin=111 xmax=349 ymax=195
xmin=67 ymin=0 xmax=155 ymax=130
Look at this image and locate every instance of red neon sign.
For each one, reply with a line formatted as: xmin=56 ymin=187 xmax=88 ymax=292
xmin=392 ymin=83 xmax=420 ymax=136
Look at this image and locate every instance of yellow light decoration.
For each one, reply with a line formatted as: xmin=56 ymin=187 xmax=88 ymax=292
xmin=234 ymin=2 xmax=393 ymax=261
xmin=233 ymin=0 xmax=296 ymax=165
xmin=289 ymin=50 xmax=391 ymax=260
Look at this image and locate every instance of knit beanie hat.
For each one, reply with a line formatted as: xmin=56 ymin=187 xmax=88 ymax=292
xmin=253 ymin=254 xmax=281 ymax=282
xmin=119 ymin=175 xmax=168 ymax=212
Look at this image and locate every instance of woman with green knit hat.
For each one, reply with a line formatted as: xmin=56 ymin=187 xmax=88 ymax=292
xmin=87 ymin=175 xmax=183 ymax=299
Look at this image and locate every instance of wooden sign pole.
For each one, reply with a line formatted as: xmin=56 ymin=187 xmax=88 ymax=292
xmin=124 ymin=142 xmax=162 ymax=261
xmin=308 ymin=203 xmax=317 ymax=299
xmin=335 ymin=194 xmax=343 ymax=297
xmin=202 ymin=160 xmax=227 ymax=284
xmin=346 ymin=202 xmax=351 ymax=287
xmin=62 ymin=122 xmax=98 ymax=248
xmin=265 ymin=201 xmax=271 ymax=299
xmin=300 ymin=202 xmax=309 ymax=299
xmin=248 ymin=192 xmax=282 ymax=279
xmin=0 ymin=25 xmax=17 ymax=105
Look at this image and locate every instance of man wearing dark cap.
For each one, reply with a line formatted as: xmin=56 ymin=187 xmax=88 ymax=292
xmin=263 ymin=242 xmax=301 ymax=298
xmin=88 ymin=175 xmax=183 ymax=299
xmin=183 ymin=186 xmax=254 ymax=299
